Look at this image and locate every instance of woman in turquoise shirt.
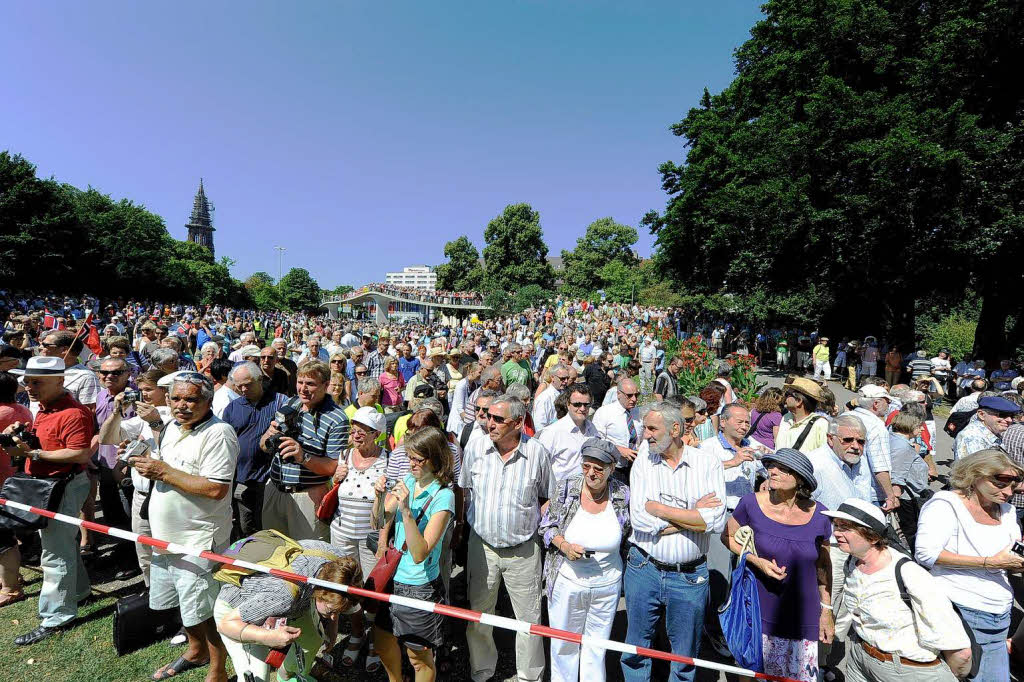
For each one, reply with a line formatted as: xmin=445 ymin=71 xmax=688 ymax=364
xmin=374 ymin=427 xmax=455 ymax=682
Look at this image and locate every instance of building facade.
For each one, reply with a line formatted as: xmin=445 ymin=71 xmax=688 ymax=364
xmin=185 ymin=179 xmax=215 ymax=258
xmin=384 ymin=265 xmax=436 ymax=289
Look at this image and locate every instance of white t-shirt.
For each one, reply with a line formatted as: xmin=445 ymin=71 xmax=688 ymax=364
xmin=120 ymin=406 xmax=174 ymax=492
xmin=212 ymin=384 xmax=239 ymax=419
xmin=915 ymin=490 xmax=1020 ymax=613
xmin=557 ymin=502 xmax=622 ymax=587
xmin=148 ymin=417 xmax=239 ymax=549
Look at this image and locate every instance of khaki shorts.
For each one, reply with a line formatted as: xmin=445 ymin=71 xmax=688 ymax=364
xmin=150 ymin=550 xmax=221 ymax=627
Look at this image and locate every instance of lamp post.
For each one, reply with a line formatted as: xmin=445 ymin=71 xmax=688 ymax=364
xmin=274 ymin=246 xmax=286 ymax=282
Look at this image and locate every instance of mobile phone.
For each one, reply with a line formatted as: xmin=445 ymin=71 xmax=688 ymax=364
xmin=1012 ymin=542 xmax=1024 ymax=558
xmin=582 ymin=550 xmax=595 ymax=558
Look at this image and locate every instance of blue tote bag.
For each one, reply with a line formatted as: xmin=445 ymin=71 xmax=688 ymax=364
xmin=717 ymin=531 xmax=763 ymax=672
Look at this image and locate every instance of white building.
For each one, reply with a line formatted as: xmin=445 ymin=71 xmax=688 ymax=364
xmin=385 ymin=266 xmax=437 ymax=290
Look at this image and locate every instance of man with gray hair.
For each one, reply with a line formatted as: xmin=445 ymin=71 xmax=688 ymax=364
xmin=228 ymin=332 xmax=257 ymax=362
xmin=461 ymin=395 xmax=554 ymax=682
xmin=850 ymin=385 xmax=898 ymax=510
xmin=806 ymin=413 xmax=871 ymax=671
xmin=129 ymin=371 xmax=239 ymax=680
xmin=222 ymin=361 xmax=287 ymax=538
xmin=622 ymin=401 xmax=726 ymax=682
xmin=500 ymin=343 xmax=530 ymax=386
xmin=532 ymin=362 xmax=570 ymax=430
xmin=149 ymin=347 xmax=180 ymax=375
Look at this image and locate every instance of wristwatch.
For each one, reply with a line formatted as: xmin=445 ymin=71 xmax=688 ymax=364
xmin=301 ymin=451 xmax=311 ymax=464
xmin=29 ymin=449 xmax=42 ymax=462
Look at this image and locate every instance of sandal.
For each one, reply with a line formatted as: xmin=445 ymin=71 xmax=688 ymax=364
xmin=151 ymin=655 xmax=209 ymax=680
xmin=341 ymin=633 xmax=364 ymax=667
xmin=0 ymin=588 xmax=26 ymax=608
xmin=365 ymin=641 xmax=381 ymax=673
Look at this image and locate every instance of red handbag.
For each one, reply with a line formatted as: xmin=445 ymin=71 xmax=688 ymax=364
xmin=315 ymin=481 xmax=341 ymax=522
xmin=364 ymin=490 xmax=439 ymax=592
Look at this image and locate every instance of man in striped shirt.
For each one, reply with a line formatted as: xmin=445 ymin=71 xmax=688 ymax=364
xmin=622 ymin=401 xmax=726 ymax=682
xmin=259 ymin=361 xmax=349 ymax=542
xmin=460 ymin=394 xmax=554 ymax=682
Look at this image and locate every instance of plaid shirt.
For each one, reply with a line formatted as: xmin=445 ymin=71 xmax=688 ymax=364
xmin=1001 ymin=424 xmax=1024 ymax=509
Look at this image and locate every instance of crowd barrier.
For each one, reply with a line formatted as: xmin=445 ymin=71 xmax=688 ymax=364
xmin=0 ymin=497 xmax=802 ymax=682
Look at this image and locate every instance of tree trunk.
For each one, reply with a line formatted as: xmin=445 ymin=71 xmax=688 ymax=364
xmin=974 ymin=277 xmax=1011 ymax=365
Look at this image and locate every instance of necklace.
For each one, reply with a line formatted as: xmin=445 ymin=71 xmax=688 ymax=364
xmin=583 ymin=486 xmax=608 ymax=504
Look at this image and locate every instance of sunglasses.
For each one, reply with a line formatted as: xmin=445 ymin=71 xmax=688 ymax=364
xmin=684 ymin=416 xmax=695 ymax=424
xmin=330 ymin=359 xmax=345 ymax=363
xmin=838 ymin=436 xmax=867 ymax=445
xmin=99 ymin=369 xmax=127 ymax=376
xmin=40 ymin=342 xmax=64 ymax=349
xmin=619 ymin=390 xmax=639 ymax=399
xmin=486 ymin=412 xmax=511 ymax=424
xmin=475 ymin=406 xmax=489 ymax=414
xmin=766 ymin=462 xmax=795 ymax=475
xmin=355 ymin=371 xmax=367 ymax=376
xmin=570 ymin=401 xmax=591 ymax=408
xmin=989 ymin=475 xmax=1023 ymax=489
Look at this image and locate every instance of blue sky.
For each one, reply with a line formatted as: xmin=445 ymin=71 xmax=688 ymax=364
xmin=2 ymin=1 xmax=763 ymax=290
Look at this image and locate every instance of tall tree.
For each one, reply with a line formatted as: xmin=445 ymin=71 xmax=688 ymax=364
xmin=560 ymin=217 xmax=639 ymax=297
xmin=482 ymin=203 xmax=555 ymax=294
xmin=278 ymin=267 xmax=322 ymax=311
xmin=644 ymin=0 xmax=1024 ymax=359
xmin=435 ymin=236 xmax=484 ymax=291
xmin=245 ymin=271 xmax=283 ymax=310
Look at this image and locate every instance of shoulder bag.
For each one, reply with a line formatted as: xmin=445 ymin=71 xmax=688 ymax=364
xmin=791 ymin=415 xmax=823 ymax=451
xmin=364 ymin=488 xmax=440 ymax=593
xmin=0 ymin=470 xmax=75 ymax=531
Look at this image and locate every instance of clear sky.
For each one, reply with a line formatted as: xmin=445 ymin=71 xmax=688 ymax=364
xmin=2 ymin=1 xmax=763 ymax=290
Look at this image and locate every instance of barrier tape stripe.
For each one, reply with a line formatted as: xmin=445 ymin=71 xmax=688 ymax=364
xmin=0 ymin=497 xmax=800 ymax=682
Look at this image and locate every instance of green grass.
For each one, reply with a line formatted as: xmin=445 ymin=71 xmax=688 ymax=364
xmin=0 ymin=568 xmax=214 ymax=682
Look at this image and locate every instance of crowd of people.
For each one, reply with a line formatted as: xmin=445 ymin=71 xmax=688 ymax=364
xmin=330 ymin=284 xmax=487 ymax=307
xmin=1 ymin=291 xmax=1024 ymax=682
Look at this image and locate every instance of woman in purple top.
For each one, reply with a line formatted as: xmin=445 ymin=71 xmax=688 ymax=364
xmin=748 ymin=387 xmax=784 ymax=450
xmin=722 ymin=447 xmax=833 ymax=682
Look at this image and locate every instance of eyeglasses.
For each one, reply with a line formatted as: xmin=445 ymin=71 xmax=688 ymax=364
xmin=486 ymin=412 xmax=510 ymax=424
xmin=766 ymin=462 xmax=795 ymax=475
xmin=581 ymin=462 xmax=607 ymax=474
xmin=553 ymin=375 xmax=569 ymax=382
xmin=837 ymin=436 xmax=867 ymax=445
xmin=475 ymin=405 xmax=489 ymax=414
xmin=989 ymin=475 xmax=1023 ymax=489
xmin=40 ymin=342 xmax=63 ymax=349
xmin=355 ymin=371 xmax=367 ymax=376
xmin=98 ymin=369 xmax=127 ymax=376
xmin=330 ymin=359 xmax=345 ymax=363
xmin=684 ymin=416 xmax=695 ymax=424
xmin=409 ymin=455 xmax=427 ymax=466
xmin=619 ymin=390 xmax=639 ymax=399
xmin=570 ymin=401 xmax=591 ymax=408
xmin=172 ymin=371 xmax=212 ymax=388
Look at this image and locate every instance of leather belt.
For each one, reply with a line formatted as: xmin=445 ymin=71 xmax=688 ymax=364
xmin=856 ymin=636 xmax=940 ymax=668
xmin=271 ymin=480 xmax=319 ymax=494
xmin=631 ymin=544 xmax=706 ymax=573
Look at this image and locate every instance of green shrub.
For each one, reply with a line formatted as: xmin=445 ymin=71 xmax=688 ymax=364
xmin=920 ymin=313 xmax=976 ymax=360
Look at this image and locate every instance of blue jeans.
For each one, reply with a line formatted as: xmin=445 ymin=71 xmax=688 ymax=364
xmin=621 ymin=545 xmax=709 ymax=682
xmin=39 ymin=472 xmax=91 ymax=627
xmin=957 ymin=605 xmax=1010 ymax=682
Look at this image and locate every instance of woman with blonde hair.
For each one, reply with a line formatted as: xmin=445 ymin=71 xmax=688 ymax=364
xmin=379 ymin=355 xmax=405 ymax=413
xmin=915 ymin=449 xmax=1024 ymax=681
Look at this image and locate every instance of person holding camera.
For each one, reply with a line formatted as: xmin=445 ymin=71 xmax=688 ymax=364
xmin=98 ymin=368 xmax=171 ymax=586
xmin=260 ymin=361 xmax=350 ymax=543
xmin=0 ymin=370 xmax=32 ymax=607
xmin=2 ymin=357 xmax=94 ymax=645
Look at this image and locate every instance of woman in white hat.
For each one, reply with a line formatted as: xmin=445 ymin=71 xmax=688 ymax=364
xmin=329 ymin=405 xmax=389 ymax=670
xmin=826 ymin=498 xmax=973 ymax=680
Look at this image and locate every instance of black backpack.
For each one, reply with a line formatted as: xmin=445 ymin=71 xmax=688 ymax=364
xmin=891 ymin=556 xmax=981 ymax=680
xmin=943 ymin=409 xmax=977 ymax=439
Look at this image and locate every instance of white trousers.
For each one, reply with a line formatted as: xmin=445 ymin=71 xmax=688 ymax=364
xmin=813 ymin=360 xmax=832 ymax=380
xmin=548 ymin=577 xmax=620 ymax=682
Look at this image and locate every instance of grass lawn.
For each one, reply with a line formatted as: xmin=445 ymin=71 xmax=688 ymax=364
xmin=0 ymin=567 xmax=215 ymax=682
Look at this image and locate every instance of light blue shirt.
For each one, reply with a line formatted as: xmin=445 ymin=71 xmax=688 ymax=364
xmin=393 ymin=475 xmax=455 ymax=586
xmin=806 ymin=443 xmax=873 ymax=517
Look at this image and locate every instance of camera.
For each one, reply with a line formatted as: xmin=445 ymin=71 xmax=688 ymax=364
xmin=0 ymin=423 xmax=41 ymax=451
xmin=121 ymin=440 xmax=150 ymax=462
xmin=266 ymin=403 xmax=301 ymax=454
xmin=122 ymin=389 xmax=141 ymax=405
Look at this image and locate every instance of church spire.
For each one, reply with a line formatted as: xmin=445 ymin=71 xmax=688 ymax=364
xmin=185 ymin=178 xmax=216 ymax=258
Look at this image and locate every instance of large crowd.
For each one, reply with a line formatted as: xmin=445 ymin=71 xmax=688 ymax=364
xmin=331 ymin=284 xmax=486 ymax=307
xmin=1 ymin=291 xmax=1024 ymax=682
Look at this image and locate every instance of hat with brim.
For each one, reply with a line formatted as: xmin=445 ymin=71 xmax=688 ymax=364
xmin=822 ymin=498 xmax=888 ymax=535
xmin=351 ymin=406 xmax=385 ymax=433
xmin=10 ymin=356 xmax=66 ymax=377
xmin=427 ymin=347 xmax=446 ymax=358
xmin=762 ymin=447 xmax=817 ymax=491
xmin=784 ymin=376 xmax=824 ymax=403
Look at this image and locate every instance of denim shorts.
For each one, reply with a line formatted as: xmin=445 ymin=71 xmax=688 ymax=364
xmin=375 ymin=579 xmax=446 ymax=650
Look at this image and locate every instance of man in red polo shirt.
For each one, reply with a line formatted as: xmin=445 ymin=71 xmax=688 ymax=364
xmin=3 ymin=356 xmax=94 ymax=645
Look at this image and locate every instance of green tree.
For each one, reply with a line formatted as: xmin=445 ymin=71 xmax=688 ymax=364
xmin=278 ymin=267 xmax=322 ymax=311
xmin=644 ymin=0 xmax=1024 ymax=361
xmin=560 ymin=218 xmax=639 ymax=298
xmin=245 ymin=271 xmax=283 ymax=310
xmin=436 ymin=236 xmax=484 ymax=292
xmin=482 ymin=204 xmax=555 ymax=294
xmin=326 ymin=284 xmax=354 ymax=298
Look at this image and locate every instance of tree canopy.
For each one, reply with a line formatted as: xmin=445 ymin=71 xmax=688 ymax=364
xmin=277 ymin=267 xmax=322 ymax=312
xmin=560 ymin=217 xmax=639 ymax=298
xmin=482 ymin=203 xmax=556 ymax=294
xmin=435 ymin=236 xmax=484 ymax=292
xmin=644 ymin=0 xmax=1024 ymax=361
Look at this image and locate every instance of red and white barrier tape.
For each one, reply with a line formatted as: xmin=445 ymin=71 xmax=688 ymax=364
xmin=0 ymin=497 xmax=801 ymax=682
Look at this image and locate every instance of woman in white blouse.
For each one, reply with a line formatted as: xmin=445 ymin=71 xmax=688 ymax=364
xmin=915 ymin=449 xmax=1024 ymax=681
xmin=826 ymin=497 xmax=972 ymax=681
